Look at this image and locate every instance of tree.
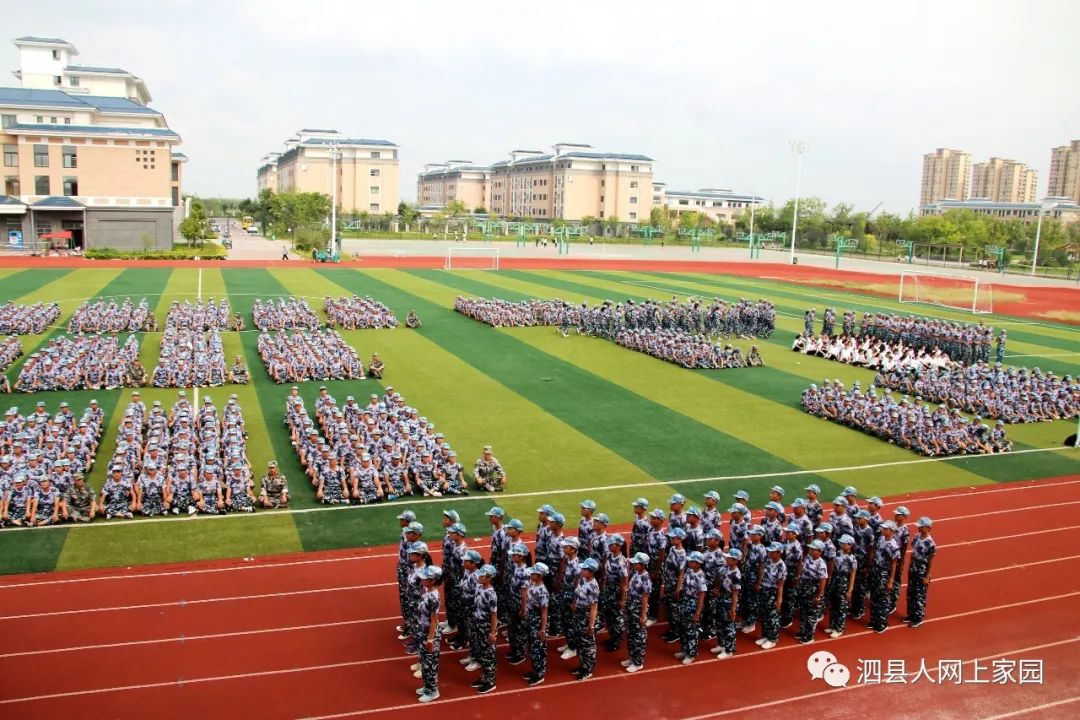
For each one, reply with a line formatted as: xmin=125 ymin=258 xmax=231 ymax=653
xmin=604 ymin=215 xmax=621 ymax=237
xmin=473 ymin=206 xmax=487 ymax=214
xmin=649 ymin=206 xmax=674 ymax=233
xmin=178 ymin=197 xmax=209 ymax=247
xmin=580 ymin=215 xmax=597 ymax=233
xmin=445 ymin=200 xmax=468 ymax=228
xmin=679 ymin=211 xmax=703 ymax=232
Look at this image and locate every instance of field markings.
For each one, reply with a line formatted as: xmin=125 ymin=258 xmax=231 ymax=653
xmin=2 ymin=495 xmax=1072 ymax=596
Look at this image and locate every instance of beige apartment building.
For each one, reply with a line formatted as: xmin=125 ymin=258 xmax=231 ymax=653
xmin=257 ymin=129 xmax=399 ymax=214
xmin=416 ymin=162 xmax=489 ymax=211
xmin=1 ymin=36 xmax=182 ymax=249
xmin=1048 ymin=140 xmax=1080 ymax=203
xmin=920 ymin=197 xmax=1080 ymax=226
xmin=655 ymin=186 xmax=765 ymax=225
xmin=920 ymin=148 xmax=972 ymax=206
xmin=970 ymin=158 xmax=1037 ymax=203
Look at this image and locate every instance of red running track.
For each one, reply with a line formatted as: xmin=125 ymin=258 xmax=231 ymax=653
xmin=0 ymin=255 xmax=1074 ymax=323
xmin=1 ymin=476 xmax=1079 ymax=719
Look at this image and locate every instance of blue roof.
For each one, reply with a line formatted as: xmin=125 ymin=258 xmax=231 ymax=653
xmin=0 ymin=87 xmax=159 ymax=115
xmin=665 ymin=189 xmax=766 ymax=202
xmin=0 ymin=195 xmax=27 ymax=206
xmin=6 ymin=123 xmax=178 ymax=139
xmin=302 ymin=137 xmax=397 ymax=147
xmin=32 ymin=196 xmax=84 ymax=209
xmin=65 ymin=65 xmax=131 ymax=75
xmin=171 ymin=152 xmax=188 ymax=160
xmin=419 ymin=166 xmax=489 ymax=178
xmin=562 ymin=152 xmax=653 ymax=162
xmin=14 ymin=36 xmax=70 ymax=44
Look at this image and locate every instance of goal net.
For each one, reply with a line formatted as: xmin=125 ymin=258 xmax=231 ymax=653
xmin=446 ymin=247 xmax=500 ymax=270
xmin=898 ymin=272 xmax=993 ymax=314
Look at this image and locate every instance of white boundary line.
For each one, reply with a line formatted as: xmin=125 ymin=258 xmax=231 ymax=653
xmin=4 ymin=547 xmax=1078 ymax=656
xmin=3 ymin=477 xmax=1078 ymax=590
xmin=1 ymin=584 xmax=1077 ymax=707
xmin=978 ymin=697 xmax=1080 ymax=720
xmin=5 ymin=445 xmax=1074 ymax=536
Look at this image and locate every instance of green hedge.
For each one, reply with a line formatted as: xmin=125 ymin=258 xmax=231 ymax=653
xmin=86 ymin=242 xmax=228 ymax=260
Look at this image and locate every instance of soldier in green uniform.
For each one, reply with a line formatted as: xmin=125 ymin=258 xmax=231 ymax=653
xmin=61 ymin=473 xmax=97 ymax=522
xmin=259 ymin=460 xmax=290 ymax=508
xmin=473 ymin=445 xmax=506 ymax=492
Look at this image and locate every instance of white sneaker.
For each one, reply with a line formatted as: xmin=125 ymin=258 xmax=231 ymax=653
xmin=674 ymin=652 xmax=686 ymax=660
xmin=410 ymin=663 xmax=420 ymax=671
xmin=437 ymin=622 xmax=448 ymax=631
xmin=172 ymin=507 xmax=180 ymax=515
xmin=412 ymin=669 xmax=422 ymax=678
xmin=416 ymin=688 xmax=427 ymax=695
xmin=560 ymin=649 xmax=577 ymax=660
xmin=397 ymin=633 xmax=411 ymax=640
xmin=620 ymin=659 xmax=632 ymax=667
xmin=710 ymin=646 xmax=724 ymax=654
xmin=755 ymin=638 xmax=767 ymax=646
xmin=557 ymin=644 xmax=569 ymax=652
xmin=625 ymin=664 xmax=642 ymax=673
xmin=681 ymin=656 xmax=694 ymax=665
xmin=187 ymin=506 xmax=197 ymax=516
xmin=740 ymin=625 xmax=755 ymax=634
xmin=464 ymin=661 xmax=481 ymax=672
xmin=716 ymin=651 xmax=732 ymax=659
xmin=645 ymin=619 xmax=656 ymax=627
xmin=459 ymin=657 xmax=473 ymax=666
xmin=760 ymin=640 xmax=776 ymax=650
xmin=418 ymin=691 xmax=440 ymax=703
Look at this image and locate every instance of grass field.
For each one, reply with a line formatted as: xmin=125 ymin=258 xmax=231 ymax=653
xmin=0 ymin=266 xmax=1076 ymax=575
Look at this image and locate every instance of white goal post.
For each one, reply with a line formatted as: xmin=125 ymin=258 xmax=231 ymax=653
xmin=898 ymin=272 xmax=993 ymax=315
xmin=445 ymin=247 xmax=500 ymax=270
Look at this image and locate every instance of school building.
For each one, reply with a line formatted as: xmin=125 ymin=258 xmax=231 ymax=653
xmin=0 ymin=36 xmax=184 ymax=250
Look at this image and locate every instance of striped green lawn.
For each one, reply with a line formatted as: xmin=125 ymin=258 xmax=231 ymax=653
xmin=0 ymin=267 xmax=1076 ymax=575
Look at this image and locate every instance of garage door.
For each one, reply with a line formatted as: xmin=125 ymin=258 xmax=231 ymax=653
xmin=98 ymin=219 xmax=159 ymax=250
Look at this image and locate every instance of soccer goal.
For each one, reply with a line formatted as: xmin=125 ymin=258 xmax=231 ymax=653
xmin=898 ymin=272 xmax=993 ymax=315
xmin=445 ymin=247 xmax=500 ymax=270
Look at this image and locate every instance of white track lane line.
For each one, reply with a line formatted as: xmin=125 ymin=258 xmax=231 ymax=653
xmin=3 ymin=477 xmax=1078 ymax=590
xmin=4 ymin=550 xmax=1077 ymax=658
xmin=978 ymin=696 xmax=1080 ymax=720
xmin=2 ymin=588 xmax=1077 ymax=708
xmin=4 ymin=446 xmax=1074 ymax=535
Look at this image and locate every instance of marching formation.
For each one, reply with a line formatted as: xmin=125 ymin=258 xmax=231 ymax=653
xmin=252 ymin=297 xmax=321 ymax=331
xmin=324 ymin=295 xmax=399 ymax=329
xmin=873 ymin=364 xmax=1078 ymax=423
xmin=792 ymin=334 xmax=954 ymax=373
xmin=15 ymin=335 xmax=141 ymax=392
xmin=806 ymin=311 xmax=1002 ymax=366
xmin=0 ymin=301 xmax=60 ymax=335
xmin=395 ymin=487 xmax=937 ymax=703
xmin=101 ymin=391 xmax=255 ymax=518
xmin=0 ymin=400 xmax=105 ymax=526
xmin=285 ymin=387 xmax=504 ymax=505
xmin=165 ymin=298 xmax=232 ymax=331
xmin=151 ymin=329 xmax=228 ymax=388
xmin=68 ymin=297 xmax=155 ymax=333
xmin=257 ymin=330 xmax=366 ymax=383
xmin=802 ymin=380 xmax=1012 ymax=456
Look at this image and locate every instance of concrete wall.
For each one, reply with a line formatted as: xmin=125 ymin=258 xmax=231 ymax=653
xmin=84 ymin=207 xmax=173 ymax=249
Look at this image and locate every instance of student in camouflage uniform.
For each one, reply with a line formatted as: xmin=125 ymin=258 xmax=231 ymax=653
xmin=739 ymin=525 xmax=766 ymax=633
xmin=395 ymin=514 xmax=422 ymax=638
xmin=472 ymin=445 xmax=506 ymax=491
xmin=827 ymin=535 xmax=857 ymax=637
xmin=849 ymin=510 xmax=875 ymax=619
xmin=675 ymin=551 xmax=707 ymax=664
xmin=630 ymin=498 xmax=651 ymax=556
xmin=868 ymin=521 xmax=900 ymax=632
xmin=795 ymin=540 xmax=829 ymax=643
xmin=465 ymin=565 xmax=499 ymax=694
xmin=523 ymin=563 xmax=551 ymax=686
xmin=710 ymin=548 xmax=742 ymax=659
xmin=804 ymin=308 xmax=816 ymax=336
xmin=448 ymin=550 xmax=481 ymax=652
xmin=778 ymin=524 xmax=804 ymax=629
xmin=553 ymin=537 xmax=581 ymax=642
xmin=485 ymin=507 xmax=510 ymax=625
xmin=889 ymin=506 xmax=911 ymax=614
xmin=414 ymin=566 xmax=443 ymax=703
xmin=659 ymin=527 xmax=687 ymax=643
xmin=622 ymin=552 xmax=652 ymax=672
xmin=756 ymin=542 xmax=787 ymax=650
xmin=60 ymin=473 xmax=96 ymax=522
xmin=568 ymin=558 xmax=600 ymax=680
xmin=259 ymin=461 xmax=289 ymax=508
xmin=903 ymin=516 xmax=936 ymax=628
xmin=506 ymin=543 xmax=531 ymax=665
xmin=601 ymin=534 xmax=629 ymax=651
xmin=804 ymin=484 xmax=824 ymax=528
xmin=645 ymin=509 xmax=667 ymax=623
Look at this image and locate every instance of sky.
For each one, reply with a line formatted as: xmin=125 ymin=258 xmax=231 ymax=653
xmin=6 ymin=0 xmax=1079 ymax=215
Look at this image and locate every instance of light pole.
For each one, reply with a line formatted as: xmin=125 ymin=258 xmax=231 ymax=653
xmin=1030 ymin=199 xmax=1053 ymax=276
xmin=748 ymin=186 xmax=756 ymax=242
xmin=329 ymin=144 xmax=341 ymax=256
xmin=788 ymin=140 xmax=808 ymax=264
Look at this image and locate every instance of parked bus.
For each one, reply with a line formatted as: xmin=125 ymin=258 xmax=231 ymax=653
xmin=241 ymin=216 xmax=254 ymax=229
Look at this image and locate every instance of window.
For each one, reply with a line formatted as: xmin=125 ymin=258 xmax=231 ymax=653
xmin=653 ymin=195 xmax=660 ymax=203
xmin=601 ymin=164 xmax=606 ymax=171
xmin=63 ymin=117 xmax=71 ymax=125
xmin=62 ymin=177 xmax=78 ymax=196
xmin=371 ymin=151 xmax=381 ymax=159
xmin=370 ymin=186 xmax=380 ymax=194
xmin=62 ymin=145 xmax=77 ymax=168
xmin=50 ymin=116 xmax=57 ymax=124
xmin=69 ymin=76 xmax=80 ymax=87
xmin=1 ymin=114 xmax=14 ymax=129
xmin=34 ymin=175 xmax=50 ymax=195
xmin=631 ymin=165 xmax=639 ymax=172
xmin=35 ymin=116 xmax=43 ymax=123
xmin=4 ymin=176 xmax=18 ymax=195
xmin=630 ymin=181 xmax=638 ymax=188
xmin=34 ymin=145 xmax=49 ymax=167
xmin=629 ymin=212 xmax=637 ymax=220
xmin=171 ymin=186 xmax=179 ymax=206
xmin=601 ymin=180 xmax=605 ymax=187
xmin=599 ymin=210 xmax=605 ymax=218
xmin=678 ymin=199 xmax=689 ymax=206
xmin=171 ymin=162 xmax=179 ymax=182
xmin=3 ymin=145 xmax=16 ymax=167
xmin=53 ymin=76 xmax=62 ymax=86
xmin=369 ymin=203 xmax=380 ymax=212
xmin=630 ymin=196 xmax=638 ymax=204
xmin=600 ymin=195 xmax=605 ymax=202
xmin=370 ymin=168 xmax=380 ymax=176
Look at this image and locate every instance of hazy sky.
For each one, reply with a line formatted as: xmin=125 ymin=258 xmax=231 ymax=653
xmin=7 ymin=1 xmax=1078 ymax=214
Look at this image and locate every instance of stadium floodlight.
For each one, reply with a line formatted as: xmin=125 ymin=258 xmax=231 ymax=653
xmin=788 ymin=141 xmax=808 ymax=264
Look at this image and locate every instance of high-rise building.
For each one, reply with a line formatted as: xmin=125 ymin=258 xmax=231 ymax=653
xmin=1 ymin=36 xmax=183 ymax=249
xmin=1047 ymin=140 xmax=1080 ymax=203
xmin=920 ymin=148 xmax=972 ymax=206
xmin=970 ymin=158 xmax=1038 ymax=203
xmin=256 ymin=129 xmax=399 ymax=214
